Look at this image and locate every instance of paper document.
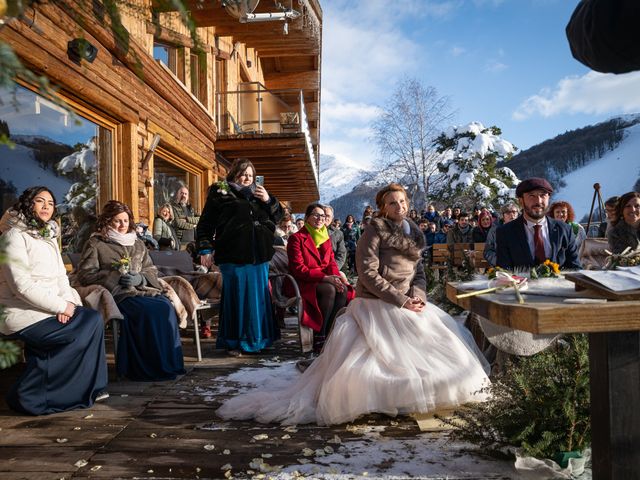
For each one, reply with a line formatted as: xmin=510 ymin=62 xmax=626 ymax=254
xmin=578 ymin=269 xmax=640 ymax=292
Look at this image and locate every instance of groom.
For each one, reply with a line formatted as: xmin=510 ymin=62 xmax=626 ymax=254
xmin=496 ymin=177 xmax=582 ymax=270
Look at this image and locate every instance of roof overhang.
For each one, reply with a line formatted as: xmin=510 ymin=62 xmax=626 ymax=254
xmin=215 ymin=133 xmax=319 ymax=211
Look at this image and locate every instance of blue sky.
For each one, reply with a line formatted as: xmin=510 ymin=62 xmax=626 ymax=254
xmin=319 ymin=0 xmax=640 ymax=168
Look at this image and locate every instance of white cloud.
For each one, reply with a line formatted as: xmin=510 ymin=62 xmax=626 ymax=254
xmin=513 ymin=71 xmax=640 ymax=120
xmin=485 ymin=60 xmax=507 ymax=73
xmin=450 ymin=46 xmax=466 ymax=57
xmin=322 ymin=102 xmax=382 ymax=125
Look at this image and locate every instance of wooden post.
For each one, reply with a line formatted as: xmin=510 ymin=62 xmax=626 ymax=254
xmin=589 ymin=331 xmax=640 ymax=479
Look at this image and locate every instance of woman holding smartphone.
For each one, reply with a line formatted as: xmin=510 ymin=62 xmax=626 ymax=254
xmin=196 ymin=158 xmax=283 ymax=356
xmin=217 ymin=183 xmax=490 ymax=425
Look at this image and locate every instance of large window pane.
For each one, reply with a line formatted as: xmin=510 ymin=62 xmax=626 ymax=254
xmin=0 ymin=85 xmax=112 ymax=252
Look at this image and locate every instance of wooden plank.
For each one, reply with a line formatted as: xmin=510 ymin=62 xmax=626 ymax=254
xmin=565 ymin=273 xmax=640 ymax=301
xmin=447 ymin=282 xmax=640 ymax=334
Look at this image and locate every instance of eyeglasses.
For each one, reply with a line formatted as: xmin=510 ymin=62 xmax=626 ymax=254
xmin=310 ymin=213 xmax=326 ymax=219
xmin=505 ymin=210 xmax=519 ymax=214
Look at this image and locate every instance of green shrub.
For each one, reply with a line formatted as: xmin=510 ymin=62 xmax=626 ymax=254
xmin=438 ymin=334 xmax=591 ymax=460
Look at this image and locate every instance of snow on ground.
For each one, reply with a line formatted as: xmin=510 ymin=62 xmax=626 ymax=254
xmin=196 ymin=361 xmax=521 ymax=479
xmin=553 ymin=123 xmax=640 ymax=220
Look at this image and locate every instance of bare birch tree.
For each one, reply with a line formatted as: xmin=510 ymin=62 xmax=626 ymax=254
xmin=371 ymin=78 xmax=455 ymax=209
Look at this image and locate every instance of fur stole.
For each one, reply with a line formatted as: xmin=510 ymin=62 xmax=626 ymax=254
xmin=369 ymin=216 xmax=426 ymax=261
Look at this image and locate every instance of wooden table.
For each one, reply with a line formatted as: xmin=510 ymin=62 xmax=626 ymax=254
xmin=447 ymin=282 xmax=640 ymax=479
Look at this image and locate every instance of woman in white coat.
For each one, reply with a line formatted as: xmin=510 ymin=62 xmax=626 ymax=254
xmin=0 ymin=186 xmax=108 ymax=415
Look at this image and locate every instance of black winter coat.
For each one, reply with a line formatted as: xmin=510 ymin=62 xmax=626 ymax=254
xmin=196 ymin=183 xmax=283 ymax=265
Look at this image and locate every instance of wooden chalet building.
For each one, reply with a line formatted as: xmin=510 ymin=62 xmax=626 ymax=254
xmin=0 ymin=0 xmax=321 ymax=230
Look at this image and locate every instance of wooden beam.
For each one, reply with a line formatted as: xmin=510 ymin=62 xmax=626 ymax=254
xmin=264 ymin=71 xmax=320 ymax=91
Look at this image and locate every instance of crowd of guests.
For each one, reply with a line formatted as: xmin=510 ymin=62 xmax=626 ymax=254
xmin=2 ymin=169 xmax=639 ymax=424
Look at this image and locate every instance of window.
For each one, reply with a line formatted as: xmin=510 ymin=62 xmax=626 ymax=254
xmin=153 ymin=42 xmax=183 ymax=81
xmin=153 ymin=154 xmax=201 ymax=214
xmin=0 ymin=85 xmax=113 ymax=253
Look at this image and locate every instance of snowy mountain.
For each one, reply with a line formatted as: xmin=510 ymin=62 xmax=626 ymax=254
xmin=327 ymin=115 xmax=640 ymax=222
xmin=319 ymin=153 xmax=367 ymax=203
xmin=552 ymin=122 xmax=640 ymax=221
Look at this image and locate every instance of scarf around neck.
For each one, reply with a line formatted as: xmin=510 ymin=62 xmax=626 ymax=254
xmin=305 ymin=222 xmax=330 ymax=248
xmin=229 ymin=181 xmax=256 ymax=200
xmin=106 ymin=228 xmax=137 ymax=246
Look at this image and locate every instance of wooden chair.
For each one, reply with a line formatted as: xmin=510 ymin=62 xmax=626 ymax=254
xmin=149 ymin=250 xmax=221 ymax=362
xmin=472 ymin=243 xmax=490 ymax=271
xmin=452 ymin=243 xmax=473 ymax=267
xmin=429 ymin=243 xmax=450 ymax=279
xmin=269 ymin=246 xmax=311 ymax=353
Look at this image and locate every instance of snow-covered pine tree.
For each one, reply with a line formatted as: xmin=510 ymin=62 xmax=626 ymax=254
xmin=433 ymin=122 xmax=519 ymax=210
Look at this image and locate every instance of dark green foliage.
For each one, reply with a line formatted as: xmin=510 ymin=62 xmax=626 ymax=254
xmin=0 ymin=238 xmax=20 ymax=370
xmin=0 ymin=119 xmax=10 ymax=138
xmin=438 ymin=335 xmax=591 ymax=460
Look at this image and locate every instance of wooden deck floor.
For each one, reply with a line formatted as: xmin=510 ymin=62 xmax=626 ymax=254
xmin=0 ymin=325 xmax=517 ymax=479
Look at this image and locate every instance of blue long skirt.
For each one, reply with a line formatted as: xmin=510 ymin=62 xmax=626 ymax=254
xmin=116 ymin=295 xmax=185 ymax=381
xmin=6 ymin=307 xmax=108 ymax=415
xmin=217 ymin=262 xmax=280 ymax=352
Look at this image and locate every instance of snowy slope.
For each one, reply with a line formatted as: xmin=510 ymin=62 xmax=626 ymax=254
xmin=553 ymin=123 xmax=640 ymax=220
xmin=319 ymin=153 xmax=367 ymax=203
xmin=0 ymin=143 xmax=74 ymax=202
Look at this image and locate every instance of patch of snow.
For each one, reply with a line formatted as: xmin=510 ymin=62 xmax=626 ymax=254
xmin=553 ymin=123 xmax=640 ymax=220
xmin=319 ymin=153 xmax=367 ymax=203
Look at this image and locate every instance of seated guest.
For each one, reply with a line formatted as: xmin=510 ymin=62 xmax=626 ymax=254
xmin=608 ymin=191 xmax=640 ymax=254
xmin=447 ymin=211 xmax=473 ymax=252
xmin=598 ymin=195 xmax=619 ymax=238
xmin=274 ymin=214 xmax=294 ymax=246
xmin=549 ymin=200 xmax=587 ymax=251
xmin=75 ymin=200 xmax=185 ymax=381
xmin=153 ymin=203 xmax=180 ymax=250
xmin=295 ymin=217 xmax=305 ymax=232
xmin=422 ymin=203 xmax=441 ymax=226
xmin=341 ymin=214 xmax=360 ymax=274
xmin=440 ymin=207 xmax=453 ymax=225
xmin=288 ymin=203 xmax=354 ymax=353
xmin=323 ymin=205 xmax=347 ymax=270
xmin=451 ymin=206 xmax=462 ymax=221
xmin=0 ymin=186 xmax=107 ymax=414
xmin=484 ymin=202 xmax=519 ymax=267
xmin=170 ymin=185 xmax=200 ymax=247
xmin=472 ymin=210 xmax=493 ymax=243
xmin=496 ymin=178 xmax=581 ymax=270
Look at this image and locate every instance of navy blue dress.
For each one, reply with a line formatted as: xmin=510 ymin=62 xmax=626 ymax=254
xmin=116 ymin=295 xmax=185 ymax=381
xmin=6 ymin=307 xmax=108 ymax=415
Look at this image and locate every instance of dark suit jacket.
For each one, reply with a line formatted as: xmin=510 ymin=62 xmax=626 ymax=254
xmin=496 ymin=216 xmax=582 ymax=270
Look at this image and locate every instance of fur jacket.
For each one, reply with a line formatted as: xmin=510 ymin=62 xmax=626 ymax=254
xmin=74 ymin=234 xmax=163 ymax=303
xmin=608 ymin=220 xmax=640 ymax=254
xmin=356 ymin=216 xmax=427 ymax=307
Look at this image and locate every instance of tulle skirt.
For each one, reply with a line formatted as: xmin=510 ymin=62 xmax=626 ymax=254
xmin=216 ymin=297 xmax=490 ymax=426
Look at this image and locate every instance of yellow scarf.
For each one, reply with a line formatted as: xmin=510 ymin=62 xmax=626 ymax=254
xmin=305 ymin=222 xmax=330 ymax=248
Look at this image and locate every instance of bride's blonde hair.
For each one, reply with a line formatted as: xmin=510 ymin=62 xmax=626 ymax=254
xmin=375 ymin=183 xmax=409 ymax=214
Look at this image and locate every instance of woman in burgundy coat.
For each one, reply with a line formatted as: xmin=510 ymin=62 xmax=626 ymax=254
xmin=287 ymin=203 xmax=354 ymax=353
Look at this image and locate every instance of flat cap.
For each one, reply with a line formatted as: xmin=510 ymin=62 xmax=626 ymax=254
xmin=515 ymin=177 xmax=554 ymax=197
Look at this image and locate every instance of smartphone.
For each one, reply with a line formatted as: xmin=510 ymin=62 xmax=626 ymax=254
xmin=255 ymin=175 xmax=264 ymax=186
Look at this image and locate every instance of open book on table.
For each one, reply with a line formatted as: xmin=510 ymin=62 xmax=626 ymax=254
xmin=577 ymin=266 xmax=640 ymax=292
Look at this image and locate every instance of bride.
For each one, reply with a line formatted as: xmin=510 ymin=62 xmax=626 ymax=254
xmin=217 ymin=183 xmax=490 ymax=426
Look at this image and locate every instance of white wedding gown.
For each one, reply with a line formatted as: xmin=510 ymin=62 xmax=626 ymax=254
xmin=216 ymin=297 xmax=491 ymax=426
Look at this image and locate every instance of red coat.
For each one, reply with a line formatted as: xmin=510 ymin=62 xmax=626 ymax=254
xmin=286 ymin=227 xmax=353 ymax=332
